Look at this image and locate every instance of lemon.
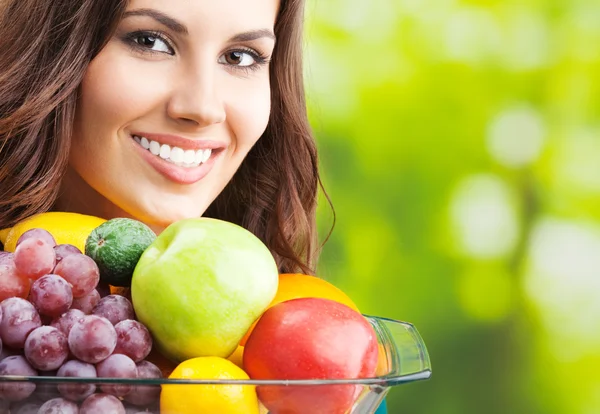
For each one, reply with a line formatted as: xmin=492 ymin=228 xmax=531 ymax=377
xmin=161 ymin=357 xmax=259 ymax=414
xmin=0 ymin=212 xmax=106 ymax=253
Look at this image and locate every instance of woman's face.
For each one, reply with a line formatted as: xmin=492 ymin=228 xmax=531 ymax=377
xmin=60 ymin=0 xmax=278 ymax=232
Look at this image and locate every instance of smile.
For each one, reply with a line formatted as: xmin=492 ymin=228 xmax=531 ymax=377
xmin=133 ymin=135 xmax=212 ymax=169
xmin=130 ymin=132 xmax=227 ymax=185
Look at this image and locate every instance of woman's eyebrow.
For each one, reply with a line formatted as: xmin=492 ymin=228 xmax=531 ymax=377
xmin=122 ymin=9 xmax=188 ymax=34
xmin=122 ymin=9 xmax=275 ymax=42
xmin=229 ymin=29 xmax=276 ymax=43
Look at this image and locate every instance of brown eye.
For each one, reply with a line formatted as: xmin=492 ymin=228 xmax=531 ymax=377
xmin=128 ymin=31 xmax=173 ymax=54
xmin=219 ymin=50 xmax=256 ymax=67
xmin=138 ymin=36 xmax=155 ymax=47
xmin=225 ymin=51 xmax=244 ymax=65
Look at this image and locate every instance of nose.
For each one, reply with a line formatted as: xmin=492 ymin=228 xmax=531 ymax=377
xmin=166 ymin=64 xmax=226 ymax=127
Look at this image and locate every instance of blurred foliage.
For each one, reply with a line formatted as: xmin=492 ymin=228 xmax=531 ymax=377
xmin=305 ymin=0 xmax=600 ymax=413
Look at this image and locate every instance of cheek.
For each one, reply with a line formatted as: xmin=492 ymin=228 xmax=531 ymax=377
xmin=225 ymin=75 xmax=272 ymax=149
xmin=76 ymin=49 xmax=169 ymax=139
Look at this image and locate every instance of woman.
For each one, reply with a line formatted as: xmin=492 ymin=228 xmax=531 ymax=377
xmin=0 ymin=2 xmax=393 ymax=413
xmin=0 ymin=0 xmax=331 ymax=275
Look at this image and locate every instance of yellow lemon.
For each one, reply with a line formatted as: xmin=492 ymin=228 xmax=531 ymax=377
xmin=224 ymin=347 xmax=273 ymax=413
xmin=0 ymin=212 xmax=106 ymax=253
xmin=161 ymin=357 xmax=259 ymax=414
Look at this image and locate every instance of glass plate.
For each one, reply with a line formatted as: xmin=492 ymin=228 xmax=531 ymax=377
xmin=0 ymin=315 xmax=431 ymax=413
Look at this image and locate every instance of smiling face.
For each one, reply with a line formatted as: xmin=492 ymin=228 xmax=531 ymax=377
xmin=56 ymin=0 xmax=278 ymax=232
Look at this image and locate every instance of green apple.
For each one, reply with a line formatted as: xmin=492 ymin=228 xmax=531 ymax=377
xmin=131 ymin=217 xmax=278 ymax=362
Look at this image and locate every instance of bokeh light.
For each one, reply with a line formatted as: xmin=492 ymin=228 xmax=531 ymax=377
xmin=305 ymin=0 xmax=600 ymax=412
xmin=449 ymin=174 xmax=519 ymax=259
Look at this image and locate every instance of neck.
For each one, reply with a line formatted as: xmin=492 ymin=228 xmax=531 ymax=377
xmin=54 ymin=166 xmax=165 ymax=235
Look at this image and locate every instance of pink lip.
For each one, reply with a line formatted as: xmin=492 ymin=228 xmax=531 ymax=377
xmin=131 ymin=132 xmax=226 ymax=151
xmin=130 ymin=133 xmax=227 ymax=185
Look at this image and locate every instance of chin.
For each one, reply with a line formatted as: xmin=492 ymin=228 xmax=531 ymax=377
xmin=125 ymin=203 xmax=208 ymax=233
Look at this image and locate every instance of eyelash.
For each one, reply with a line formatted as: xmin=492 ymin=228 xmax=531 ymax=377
xmin=122 ymin=30 xmax=270 ymax=73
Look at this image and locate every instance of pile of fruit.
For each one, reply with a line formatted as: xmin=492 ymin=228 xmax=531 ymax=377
xmin=0 ymin=213 xmax=383 ymax=414
xmin=0 ymin=225 xmax=162 ymax=413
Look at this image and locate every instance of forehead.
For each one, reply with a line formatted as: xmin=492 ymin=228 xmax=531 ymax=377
xmin=124 ymin=0 xmax=280 ymax=33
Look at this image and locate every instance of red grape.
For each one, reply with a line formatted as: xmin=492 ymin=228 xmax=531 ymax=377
xmin=68 ymin=315 xmax=117 ymax=364
xmin=0 ymin=355 xmax=38 ymax=401
xmin=13 ymin=238 xmax=56 ymax=280
xmin=80 ymin=393 xmax=126 ymax=414
xmin=53 ymin=254 xmax=99 ymax=298
xmin=92 ymin=295 xmax=135 ymax=325
xmin=113 ymin=319 xmax=152 ymax=362
xmin=0 ymin=297 xmax=41 ymax=349
xmin=56 ymin=359 xmax=97 ymax=401
xmin=53 ymin=244 xmax=81 ymax=265
xmin=29 ymin=275 xmax=73 ymax=318
xmin=96 ymin=353 xmax=137 ymax=397
xmin=50 ymin=309 xmax=85 ymax=337
xmin=124 ymin=360 xmax=162 ymax=406
xmin=0 ymin=262 xmax=30 ymax=301
xmin=37 ymin=397 xmax=78 ymax=414
xmin=16 ymin=228 xmax=56 ymax=248
xmin=24 ymin=326 xmax=69 ymax=371
xmin=8 ymin=400 xmax=42 ymax=413
xmin=70 ymin=289 xmax=101 ymax=314
xmin=0 ymin=251 xmax=13 ymax=265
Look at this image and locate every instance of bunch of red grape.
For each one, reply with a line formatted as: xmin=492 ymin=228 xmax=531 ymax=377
xmin=0 ymin=229 xmax=162 ymax=413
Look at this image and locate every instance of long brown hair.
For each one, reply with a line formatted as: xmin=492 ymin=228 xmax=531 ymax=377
xmin=0 ymin=0 xmax=333 ymax=274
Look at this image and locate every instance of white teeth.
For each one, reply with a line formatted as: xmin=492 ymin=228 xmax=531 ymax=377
xmin=184 ymin=150 xmax=196 ymax=164
xmin=159 ymin=144 xmax=170 ymax=159
xmin=134 ymin=135 xmax=215 ymax=168
xmin=149 ymin=140 xmax=160 ymax=155
xmin=194 ymin=150 xmax=204 ymax=164
xmin=202 ymin=149 xmax=212 ymax=163
xmin=170 ymin=147 xmax=184 ymax=163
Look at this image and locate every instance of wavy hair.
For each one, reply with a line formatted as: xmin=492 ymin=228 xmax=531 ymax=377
xmin=0 ymin=0 xmax=333 ymax=274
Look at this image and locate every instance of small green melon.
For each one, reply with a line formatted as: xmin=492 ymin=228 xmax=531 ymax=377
xmin=85 ymin=218 xmax=156 ymax=287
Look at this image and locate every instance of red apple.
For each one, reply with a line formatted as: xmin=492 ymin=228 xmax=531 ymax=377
xmin=243 ymin=297 xmax=379 ymax=414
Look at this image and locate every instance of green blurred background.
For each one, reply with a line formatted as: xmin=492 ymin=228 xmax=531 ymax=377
xmin=304 ymin=0 xmax=600 ymax=413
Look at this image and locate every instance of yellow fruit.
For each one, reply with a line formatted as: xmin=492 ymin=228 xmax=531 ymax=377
xmin=240 ymin=273 xmax=360 ymax=345
xmin=376 ymin=343 xmax=389 ymax=376
xmin=161 ymin=357 xmax=259 ymax=414
xmin=0 ymin=212 xmax=106 ymax=253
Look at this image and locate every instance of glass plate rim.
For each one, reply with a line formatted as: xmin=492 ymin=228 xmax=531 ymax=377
xmin=0 ymin=315 xmax=432 ymax=387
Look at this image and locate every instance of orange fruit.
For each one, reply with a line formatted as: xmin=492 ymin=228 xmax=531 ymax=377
xmin=375 ymin=343 xmax=389 ymax=376
xmin=240 ymin=273 xmax=359 ymax=346
xmin=227 ymin=345 xmax=244 ymax=370
xmin=161 ymin=356 xmax=259 ymax=414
